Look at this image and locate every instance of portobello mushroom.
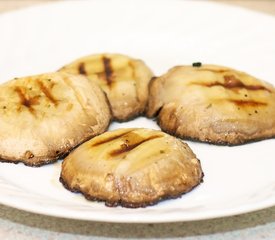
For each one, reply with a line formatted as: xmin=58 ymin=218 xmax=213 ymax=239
xmin=0 ymin=72 xmax=111 ymax=166
xmin=60 ymin=53 xmax=153 ymax=121
xmin=147 ymin=64 xmax=275 ymax=145
xmin=60 ymin=128 xmax=203 ymax=208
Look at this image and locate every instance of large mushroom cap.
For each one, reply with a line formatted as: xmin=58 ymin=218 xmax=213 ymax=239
xmin=0 ymin=72 xmax=111 ymax=166
xmin=60 ymin=128 xmax=203 ymax=208
xmin=147 ymin=64 xmax=275 ymax=145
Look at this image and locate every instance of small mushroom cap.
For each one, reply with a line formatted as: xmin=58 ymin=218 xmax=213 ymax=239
xmin=60 ymin=53 xmax=153 ymax=121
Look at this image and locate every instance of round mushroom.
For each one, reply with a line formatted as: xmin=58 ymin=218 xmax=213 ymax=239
xmin=0 ymin=72 xmax=111 ymax=166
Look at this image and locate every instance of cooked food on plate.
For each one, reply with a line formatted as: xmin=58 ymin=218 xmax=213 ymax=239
xmin=0 ymin=72 xmax=111 ymax=166
xmin=59 ymin=53 xmax=153 ymax=121
xmin=147 ymin=64 xmax=275 ymax=145
xmin=60 ymin=128 xmax=203 ymax=208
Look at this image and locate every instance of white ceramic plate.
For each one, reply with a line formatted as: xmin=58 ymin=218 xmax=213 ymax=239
xmin=0 ymin=0 xmax=275 ymax=223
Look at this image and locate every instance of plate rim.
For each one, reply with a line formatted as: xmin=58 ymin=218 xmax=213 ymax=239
xmin=0 ymin=0 xmax=275 ymax=223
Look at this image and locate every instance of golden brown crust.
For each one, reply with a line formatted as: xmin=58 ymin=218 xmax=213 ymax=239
xmin=59 ymin=53 xmax=154 ymax=121
xmin=147 ymin=64 xmax=275 ymax=145
xmin=60 ymin=128 xmax=204 ymax=208
xmin=59 ymin=171 xmax=203 ymax=208
xmin=0 ymin=72 xmax=111 ymax=166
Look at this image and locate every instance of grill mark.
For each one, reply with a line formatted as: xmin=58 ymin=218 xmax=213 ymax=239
xmin=37 ymin=80 xmax=58 ymax=106
xmin=192 ymin=74 xmax=271 ymax=92
xmin=128 ymin=61 xmax=136 ymax=80
xmin=91 ymin=130 xmax=134 ymax=146
xmin=62 ymin=76 xmax=97 ymax=125
xmin=223 ymin=75 xmax=270 ymax=92
xmin=49 ymin=81 xmax=56 ymax=89
xmin=102 ymin=56 xmax=113 ymax=86
xmin=78 ymin=62 xmax=87 ymax=75
xmin=62 ymin=76 xmax=87 ymax=111
xmin=109 ymin=135 xmax=162 ymax=157
xmin=128 ymin=61 xmax=139 ymax=102
xmin=229 ymin=99 xmax=267 ymax=107
xmin=196 ymin=68 xmax=229 ymax=73
xmin=14 ymin=87 xmax=40 ymax=115
xmin=15 ymin=87 xmax=32 ymax=108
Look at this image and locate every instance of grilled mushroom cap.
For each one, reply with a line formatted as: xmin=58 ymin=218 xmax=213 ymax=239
xmin=60 ymin=128 xmax=203 ymax=208
xmin=59 ymin=53 xmax=153 ymax=121
xmin=0 ymin=72 xmax=111 ymax=166
xmin=147 ymin=64 xmax=275 ymax=145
